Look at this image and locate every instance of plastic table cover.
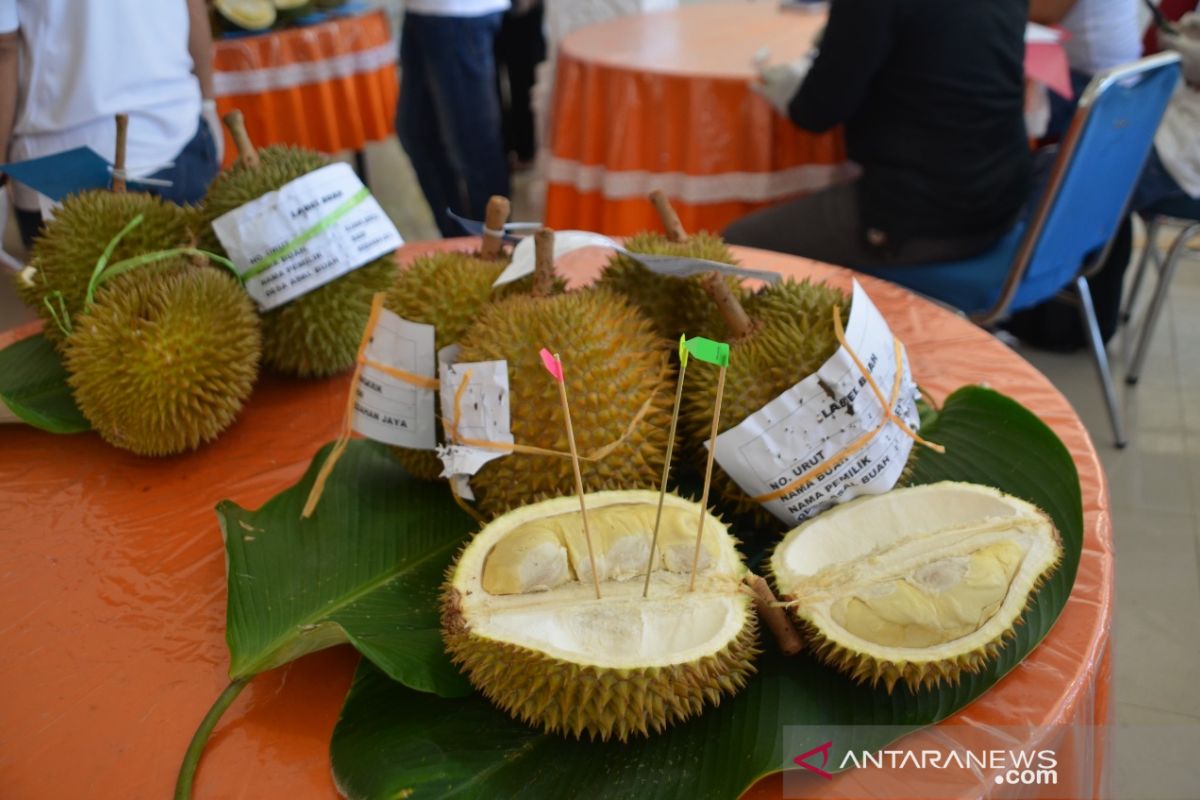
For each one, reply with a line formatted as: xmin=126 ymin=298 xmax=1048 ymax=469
xmin=212 ymin=9 xmax=398 ymax=168
xmin=0 ymin=241 xmax=1112 ymax=799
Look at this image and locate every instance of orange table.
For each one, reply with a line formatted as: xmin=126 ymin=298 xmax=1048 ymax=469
xmin=0 ymin=242 xmax=1112 ymax=799
xmin=544 ymin=3 xmax=851 ymax=235
xmin=212 ymin=10 xmax=398 ymax=169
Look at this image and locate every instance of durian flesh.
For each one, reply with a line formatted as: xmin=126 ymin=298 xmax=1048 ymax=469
xmin=770 ymin=481 xmax=1062 ymax=692
xmin=443 ymin=490 xmax=759 ymax=741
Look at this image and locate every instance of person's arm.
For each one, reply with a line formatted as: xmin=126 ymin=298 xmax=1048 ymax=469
xmin=187 ymin=0 xmax=214 ymax=100
xmin=787 ymin=0 xmax=896 ymax=133
xmin=1029 ymin=0 xmax=1078 ymax=25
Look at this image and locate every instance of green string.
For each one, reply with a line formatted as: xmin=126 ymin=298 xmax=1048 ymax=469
xmin=43 ymin=291 xmax=72 ymax=338
xmin=241 ymin=186 xmax=372 ymax=282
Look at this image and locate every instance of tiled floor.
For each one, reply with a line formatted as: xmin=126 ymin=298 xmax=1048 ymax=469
xmin=2 ymin=137 xmax=1198 ymax=797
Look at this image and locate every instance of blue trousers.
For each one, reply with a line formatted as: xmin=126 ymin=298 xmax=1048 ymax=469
xmin=397 ymin=12 xmax=511 ymax=237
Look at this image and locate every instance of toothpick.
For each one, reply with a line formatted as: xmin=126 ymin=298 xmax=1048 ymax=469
xmin=689 ymin=363 xmax=726 ymax=592
xmin=549 ymin=351 xmax=602 ymax=600
xmin=643 ymin=335 xmax=689 ymax=598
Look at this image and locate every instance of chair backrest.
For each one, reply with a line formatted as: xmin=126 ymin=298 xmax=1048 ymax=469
xmin=983 ymin=52 xmax=1181 ymax=324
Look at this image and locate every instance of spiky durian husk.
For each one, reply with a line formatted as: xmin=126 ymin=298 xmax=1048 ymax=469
xmin=201 ymin=145 xmax=398 ymax=377
xmin=455 ymin=289 xmax=673 ymax=517
xmin=64 ymin=262 xmax=261 ymax=456
xmin=682 ymin=279 xmax=849 ymax=524
xmin=22 ymin=191 xmax=192 ymax=346
xmin=596 ymin=231 xmax=746 ymax=341
xmin=442 ymin=587 xmax=760 ymax=741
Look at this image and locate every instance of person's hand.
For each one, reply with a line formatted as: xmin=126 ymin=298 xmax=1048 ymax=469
xmin=1161 ymin=12 xmax=1200 ymax=86
xmin=202 ymin=99 xmax=224 ymax=164
xmin=751 ymin=57 xmax=814 ymax=115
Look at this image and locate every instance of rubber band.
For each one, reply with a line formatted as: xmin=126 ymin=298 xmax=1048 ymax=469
xmin=242 ymin=186 xmax=371 ymax=282
xmin=360 ymin=358 xmax=440 ymax=390
xmin=481 ymin=226 xmax=506 ymax=238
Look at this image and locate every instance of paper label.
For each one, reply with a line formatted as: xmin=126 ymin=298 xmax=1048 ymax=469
xmin=211 ymin=162 xmax=403 ymax=311
xmin=712 ymin=280 xmax=919 ymax=525
xmin=492 ymin=229 xmax=781 ymax=288
xmin=437 ymin=357 xmax=513 ymax=489
xmin=351 ymin=308 xmax=437 ymax=449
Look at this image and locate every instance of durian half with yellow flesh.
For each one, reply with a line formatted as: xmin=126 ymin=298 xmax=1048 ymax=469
xmin=770 ymin=482 xmax=1062 ymax=692
xmin=443 ymin=490 xmax=760 ymax=742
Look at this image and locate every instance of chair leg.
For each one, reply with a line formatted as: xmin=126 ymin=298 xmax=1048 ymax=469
xmin=1127 ymin=222 xmax=1200 ymax=385
xmin=1075 ymin=275 xmax=1127 ymax=448
xmin=1121 ymin=218 xmax=1161 ymax=323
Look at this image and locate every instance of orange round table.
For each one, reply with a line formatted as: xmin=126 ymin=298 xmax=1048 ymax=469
xmin=212 ymin=9 xmax=398 ymax=169
xmin=0 ymin=243 xmax=1112 ymax=799
xmin=543 ymin=3 xmax=852 ymax=236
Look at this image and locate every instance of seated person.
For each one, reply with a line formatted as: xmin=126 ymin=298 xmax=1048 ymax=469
xmin=724 ymin=0 xmax=1031 ymax=269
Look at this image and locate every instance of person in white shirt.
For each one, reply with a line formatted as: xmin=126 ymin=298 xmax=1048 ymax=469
xmin=0 ymin=0 xmax=220 ymax=247
xmin=398 ymin=0 xmax=512 ymax=237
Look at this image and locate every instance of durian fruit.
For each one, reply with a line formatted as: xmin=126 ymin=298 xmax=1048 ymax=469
xmin=442 ymin=490 xmax=759 ymax=741
xmin=64 ymin=261 xmax=262 ymax=456
xmin=681 ymin=274 xmax=849 ymax=520
xmin=17 ymin=115 xmax=193 ymax=346
xmin=770 ymin=482 xmax=1063 ymax=692
xmin=596 ymin=190 xmax=747 ymax=341
xmin=201 ymin=111 xmax=397 ymax=377
xmin=453 ymin=228 xmax=673 ymax=516
xmin=212 ymin=0 xmax=276 ymax=32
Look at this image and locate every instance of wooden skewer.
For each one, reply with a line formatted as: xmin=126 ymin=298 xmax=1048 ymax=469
xmin=555 ymin=353 xmax=602 ymax=600
xmin=746 ymin=575 xmax=804 ymax=655
xmin=480 ymin=195 xmax=510 ymax=259
xmin=112 ymin=114 xmax=129 ymax=193
xmin=688 ymin=363 xmax=726 ymax=592
xmin=649 ymin=189 xmax=688 ymax=243
xmin=222 ymin=110 xmax=260 ymax=169
xmin=642 ymin=341 xmax=688 ymax=598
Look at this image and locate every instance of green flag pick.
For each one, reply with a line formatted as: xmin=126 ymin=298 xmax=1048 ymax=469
xmin=678 ymin=334 xmax=689 ymax=368
xmin=685 ymin=336 xmax=730 ymax=367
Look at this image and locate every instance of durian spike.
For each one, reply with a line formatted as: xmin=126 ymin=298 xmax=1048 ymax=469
xmin=112 ymin=114 xmax=129 ymax=193
xmin=746 ymin=574 xmax=803 ymax=655
xmin=649 ymin=189 xmax=688 ymax=243
xmin=480 ymin=195 xmax=510 ymax=259
xmin=532 ymin=226 xmax=557 ymax=298
xmin=222 ymin=109 xmax=260 ymax=170
xmin=701 ymin=271 xmax=755 ymax=340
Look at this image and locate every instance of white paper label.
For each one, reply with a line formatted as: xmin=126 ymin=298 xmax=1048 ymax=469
xmin=437 ymin=358 xmax=513 ymax=488
xmin=211 ymin=162 xmax=403 ymax=311
xmin=712 ymin=280 xmax=919 ymax=525
xmin=351 ymin=308 xmax=437 ymax=449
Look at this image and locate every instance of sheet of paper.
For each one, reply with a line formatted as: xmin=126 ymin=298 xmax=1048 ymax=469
xmin=211 ymin=162 xmax=403 ymax=311
xmin=351 ymin=309 xmax=436 ymax=449
xmin=437 ymin=357 xmax=513 ymax=492
xmin=712 ymin=280 xmax=919 ymax=525
xmin=491 ymin=229 xmax=781 ymax=287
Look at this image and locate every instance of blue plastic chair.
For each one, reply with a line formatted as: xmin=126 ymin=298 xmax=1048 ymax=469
xmin=1122 ymin=194 xmax=1200 ymax=385
xmin=854 ymin=52 xmax=1182 ymax=448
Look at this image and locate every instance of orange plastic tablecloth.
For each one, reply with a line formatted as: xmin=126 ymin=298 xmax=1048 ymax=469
xmin=0 ymin=243 xmax=1112 ymax=799
xmin=544 ymin=3 xmax=851 ymax=235
xmin=212 ymin=10 xmax=398 ymax=167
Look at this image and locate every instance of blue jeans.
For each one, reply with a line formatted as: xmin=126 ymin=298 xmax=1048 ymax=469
xmin=397 ymin=12 xmax=511 ymax=237
xmin=16 ymin=116 xmax=219 ymax=248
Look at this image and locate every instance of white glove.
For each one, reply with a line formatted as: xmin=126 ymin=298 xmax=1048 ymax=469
xmin=751 ymin=57 xmax=814 ymax=116
xmin=202 ymin=99 xmax=224 ymax=164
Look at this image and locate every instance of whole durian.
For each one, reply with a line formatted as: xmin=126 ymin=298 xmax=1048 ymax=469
xmin=64 ymin=260 xmax=261 ymax=456
xmin=682 ymin=274 xmax=849 ymax=522
xmin=453 ymin=229 xmax=673 ymax=517
xmin=443 ymin=490 xmax=759 ymax=741
xmin=201 ymin=111 xmax=397 ymax=378
xmin=770 ymin=482 xmax=1063 ymax=692
xmin=596 ymin=191 xmax=746 ymax=341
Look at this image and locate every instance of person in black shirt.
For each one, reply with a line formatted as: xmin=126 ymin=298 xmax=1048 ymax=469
xmin=724 ymin=0 xmax=1032 ymax=269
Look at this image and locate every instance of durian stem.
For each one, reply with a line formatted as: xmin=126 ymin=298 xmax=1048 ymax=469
xmin=532 ymin=227 xmax=556 ymax=298
xmin=649 ymin=189 xmax=688 ymax=243
xmin=222 ymin=110 xmax=260 ymax=170
xmin=747 ymin=575 xmax=804 ymax=656
xmin=702 ymin=271 xmax=755 ymax=340
xmin=480 ymin=195 xmax=510 ymax=259
xmin=174 ymin=677 xmax=250 ymax=800
xmin=112 ymin=114 xmax=129 ymax=193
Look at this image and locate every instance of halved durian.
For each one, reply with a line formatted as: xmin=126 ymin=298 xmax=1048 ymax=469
xmin=770 ymin=481 xmax=1062 ymax=692
xmin=442 ymin=490 xmax=759 ymax=741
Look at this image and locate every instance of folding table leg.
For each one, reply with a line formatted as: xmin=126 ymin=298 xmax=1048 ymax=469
xmin=1126 ymin=222 xmax=1200 ymax=386
xmin=1122 ymin=217 xmax=1160 ymax=323
xmin=1075 ymin=275 xmax=1127 ymax=448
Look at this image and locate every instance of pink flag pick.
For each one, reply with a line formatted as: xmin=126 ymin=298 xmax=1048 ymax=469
xmin=539 ymin=348 xmax=564 ymax=383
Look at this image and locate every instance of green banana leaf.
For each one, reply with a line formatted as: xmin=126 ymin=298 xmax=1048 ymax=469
xmin=217 ymin=439 xmax=476 ymax=697
xmin=0 ymin=333 xmax=89 ymax=433
xmin=328 ymin=385 xmax=1084 ymax=799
